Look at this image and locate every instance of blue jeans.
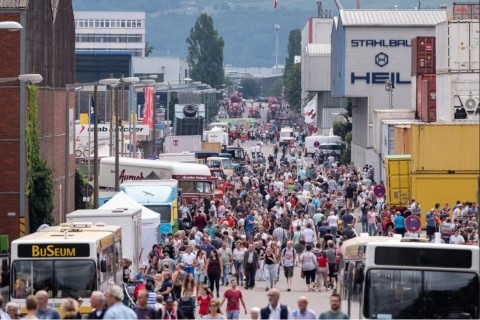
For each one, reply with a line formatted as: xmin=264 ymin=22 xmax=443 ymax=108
xmin=227 ymin=311 xmax=240 ymax=320
xmin=222 ymin=264 xmax=231 ymax=285
xmin=368 ymin=223 xmax=377 ymax=236
xmin=330 ymin=226 xmax=337 ymax=241
xmin=361 ymin=219 xmax=368 ymax=233
xmin=264 ymin=263 xmax=276 ymax=288
xmin=185 ymin=266 xmax=194 ymax=275
xmin=234 ymin=261 xmax=244 ymax=283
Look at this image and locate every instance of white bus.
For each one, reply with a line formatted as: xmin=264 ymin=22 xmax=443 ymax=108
xmin=340 ymin=237 xmax=479 ymax=319
xmin=10 ymin=223 xmax=122 ymax=315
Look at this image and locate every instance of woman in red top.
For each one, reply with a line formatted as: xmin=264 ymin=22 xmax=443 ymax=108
xmin=197 ymin=286 xmax=213 ymax=317
xmin=316 ymin=251 xmax=329 ymax=291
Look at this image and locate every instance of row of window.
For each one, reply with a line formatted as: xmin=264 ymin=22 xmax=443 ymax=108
xmin=76 ymin=48 xmax=144 ymax=57
xmin=75 ymin=19 xmax=143 ymax=29
xmin=76 ymin=34 xmax=143 ymax=43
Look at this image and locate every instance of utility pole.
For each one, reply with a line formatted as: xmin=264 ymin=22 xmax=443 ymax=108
xmin=275 ymin=24 xmax=280 ymax=75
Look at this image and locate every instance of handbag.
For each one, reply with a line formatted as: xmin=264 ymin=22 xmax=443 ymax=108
xmin=300 ymin=270 xmax=305 ymax=279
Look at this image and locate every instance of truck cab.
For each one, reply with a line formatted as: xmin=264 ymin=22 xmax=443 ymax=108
xmin=206 ymin=156 xmax=234 ymax=179
xmin=223 ymin=146 xmax=248 ymax=166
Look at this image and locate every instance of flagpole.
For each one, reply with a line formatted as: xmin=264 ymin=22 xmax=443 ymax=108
xmin=87 ymin=94 xmax=92 ymax=206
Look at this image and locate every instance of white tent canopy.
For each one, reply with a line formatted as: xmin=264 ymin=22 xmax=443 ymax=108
xmin=99 ymin=191 xmax=160 ymax=265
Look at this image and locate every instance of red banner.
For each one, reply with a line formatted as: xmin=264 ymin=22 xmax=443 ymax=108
xmin=143 ymin=86 xmax=153 ymax=129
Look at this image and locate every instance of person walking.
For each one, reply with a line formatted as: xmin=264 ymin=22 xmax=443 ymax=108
xmin=325 ymin=241 xmax=337 ymax=290
xmin=35 ymin=291 xmax=60 ymax=319
xmin=220 ymin=279 xmax=247 ymax=320
xmin=204 ymin=299 xmax=225 ymax=320
xmin=218 ymin=242 xmax=233 ymax=286
xmin=103 ymin=285 xmax=137 ymax=319
xmin=393 ymin=211 xmax=405 ymax=237
xmin=263 ymin=247 xmax=277 ymax=291
xmin=260 ymin=288 xmax=292 ymax=319
xmin=316 ymin=251 xmax=329 ymax=292
xmin=243 ymin=243 xmax=259 ymax=290
xmin=233 ymin=241 xmax=247 ymax=286
xmin=318 ymin=293 xmax=349 ymax=319
xmin=292 ymin=296 xmax=317 ymax=320
xmin=300 ymin=245 xmax=318 ymax=292
xmin=206 ymin=250 xmax=223 ymax=298
xmin=367 ymin=206 xmax=377 ymax=236
xmin=280 ymin=241 xmax=295 ymax=291
xmin=133 ymin=290 xmax=157 ymax=319
xmin=197 ymin=287 xmax=213 ymax=318
xmin=87 ymin=291 xmax=107 ymax=319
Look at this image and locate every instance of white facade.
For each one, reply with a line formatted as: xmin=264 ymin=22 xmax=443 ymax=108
xmin=330 ymin=9 xmax=446 ymax=178
xmin=132 ymin=56 xmax=190 ymax=84
xmin=74 ymin=11 xmax=146 ymax=57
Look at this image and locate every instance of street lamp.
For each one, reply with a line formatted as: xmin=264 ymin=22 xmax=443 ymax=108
xmin=0 ymin=21 xmax=23 ymax=31
xmin=385 ymin=80 xmax=394 ymax=109
xmin=0 ymin=73 xmax=43 ymax=84
xmin=274 ymin=24 xmax=280 ymax=75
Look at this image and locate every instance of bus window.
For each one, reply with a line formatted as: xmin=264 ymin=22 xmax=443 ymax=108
xmin=179 ymin=181 xmax=195 ymax=193
xmin=12 ymin=260 xmax=96 ymax=299
xmin=195 ymin=182 xmax=212 ymax=193
xmin=145 ymin=205 xmax=172 ymax=224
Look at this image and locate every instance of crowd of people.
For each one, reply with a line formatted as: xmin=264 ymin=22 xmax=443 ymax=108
xmin=1 ymin=131 xmax=478 ymax=319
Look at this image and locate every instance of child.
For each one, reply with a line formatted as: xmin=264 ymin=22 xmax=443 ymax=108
xmin=197 ymin=286 xmax=213 ymax=318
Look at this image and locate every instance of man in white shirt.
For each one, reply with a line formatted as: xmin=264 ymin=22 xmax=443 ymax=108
xmin=449 ymin=230 xmax=465 ymax=244
xmin=260 ymin=288 xmax=293 ymax=319
xmin=181 ymin=246 xmax=197 ymax=275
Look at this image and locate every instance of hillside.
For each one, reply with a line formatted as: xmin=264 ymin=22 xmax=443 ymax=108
xmin=73 ymin=0 xmax=472 ymax=67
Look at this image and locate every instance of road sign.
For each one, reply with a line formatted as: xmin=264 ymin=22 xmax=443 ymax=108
xmin=405 ymin=215 xmax=421 ymax=233
xmin=313 ymin=141 xmax=320 ymax=148
xmin=373 ymin=184 xmax=386 ymax=198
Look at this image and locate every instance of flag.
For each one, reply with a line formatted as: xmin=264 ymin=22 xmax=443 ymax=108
xmin=89 ymin=96 xmax=95 ymax=124
xmin=143 ymin=86 xmax=154 ymax=129
xmin=274 ymin=0 xmax=278 ymax=9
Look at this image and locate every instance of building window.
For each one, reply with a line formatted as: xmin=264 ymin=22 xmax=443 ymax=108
xmin=105 ymin=20 xmax=110 ymax=28
xmin=95 ymin=20 xmax=100 ymax=27
xmin=137 ymin=20 xmax=142 ymax=28
xmin=127 ymin=20 xmax=131 ymax=28
xmin=121 ymin=20 xmax=125 ymax=28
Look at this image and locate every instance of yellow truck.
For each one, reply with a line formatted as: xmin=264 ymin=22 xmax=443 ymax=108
xmin=385 ymin=155 xmax=479 ymax=227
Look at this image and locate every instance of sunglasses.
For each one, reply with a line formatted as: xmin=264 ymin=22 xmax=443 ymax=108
xmin=209 ymin=303 xmax=218 ymax=307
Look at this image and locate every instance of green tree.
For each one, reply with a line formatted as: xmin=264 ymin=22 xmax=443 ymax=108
xmin=186 ymin=13 xmax=225 ymax=88
xmin=284 ymin=29 xmax=301 ymax=77
xmin=240 ymin=77 xmax=261 ymax=99
xmin=75 ymin=169 xmax=88 ymax=210
xmin=264 ymin=78 xmax=283 ymax=97
xmin=145 ymin=41 xmax=154 ymax=57
xmin=284 ymin=63 xmax=301 ymax=113
xmin=26 ymin=85 xmax=54 ymax=231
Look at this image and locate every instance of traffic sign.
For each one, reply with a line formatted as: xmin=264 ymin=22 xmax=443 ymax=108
xmin=405 ymin=215 xmax=421 ymax=233
xmin=313 ymin=141 xmax=320 ymax=147
xmin=373 ymin=184 xmax=386 ymax=198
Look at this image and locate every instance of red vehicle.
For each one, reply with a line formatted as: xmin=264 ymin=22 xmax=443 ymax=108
xmin=210 ymin=168 xmax=227 ymax=197
xmin=248 ymin=105 xmax=260 ymax=118
xmin=228 ymin=92 xmax=243 ymax=118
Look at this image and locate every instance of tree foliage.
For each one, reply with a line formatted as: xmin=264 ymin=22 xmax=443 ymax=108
xmin=264 ymin=78 xmax=283 ymax=97
xmin=284 ymin=29 xmax=301 ymax=77
xmin=284 ymin=63 xmax=301 ymax=113
xmin=240 ymin=78 xmax=261 ymax=99
xmin=75 ymin=169 xmax=88 ymax=210
xmin=26 ymin=85 xmax=54 ymax=231
xmin=187 ymin=13 xmax=225 ymax=88
xmin=145 ymin=41 xmax=154 ymax=57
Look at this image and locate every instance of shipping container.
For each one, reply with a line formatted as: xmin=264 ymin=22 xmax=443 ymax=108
xmin=410 ymin=123 xmax=480 ymax=172
xmin=385 ymin=155 xmax=411 ymax=208
xmin=411 ymin=36 xmax=436 ymax=76
xmin=436 ymin=20 xmax=479 ymax=73
xmin=419 ymin=77 xmax=437 ymax=122
xmin=164 ymin=135 xmax=202 ymax=153
xmin=394 ymin=125 xmax=412 ymax=155
xmin=415 ymin=74 xmax=436 ymax=121
xmin=201 ymin=142 xmax=221 ymax=153
xmin=372 ymin=109 xmax=415 ymax=154
xmin=381 ymin=120 xmax=421 ymax=159
xmin=411 ymin=173 xmax=479 ymax=227
xmin=436 ymin=73 xmax=480 ymax=122
xmin=410 ymin=76 xmax=417 ymax=111
xmin=447 ymin=2 xmax=480 ymax=20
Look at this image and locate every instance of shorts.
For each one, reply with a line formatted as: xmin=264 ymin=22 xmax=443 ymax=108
xmin=328 ymin=263 xmax=336 ymax=277
xmin=194 ymin=273 xmax=205 ymax=283
xmin=283 ymin=266 xmax=294 ymax=278
xmin=426 ymin=226 xmax=436 ymax=236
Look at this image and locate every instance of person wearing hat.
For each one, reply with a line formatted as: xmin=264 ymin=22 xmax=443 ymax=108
xmin=157 ymin=296 xmax=185 ymax=319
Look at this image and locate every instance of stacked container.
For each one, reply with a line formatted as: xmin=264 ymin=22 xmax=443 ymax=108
xmin=411 ymin=36 xmax=437 ymax=122
xmin=436 ymin=3 xmax=480 ymax=122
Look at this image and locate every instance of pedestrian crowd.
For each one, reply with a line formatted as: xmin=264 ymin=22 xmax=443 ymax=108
xmin=1 ymin=133 xmax=478 ymax=319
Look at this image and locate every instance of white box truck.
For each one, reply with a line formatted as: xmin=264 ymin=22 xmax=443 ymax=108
xmin=66 ymin=208 xmax=142 ymax=271
xmin=164 ymin=135 xmax=202 ymax=153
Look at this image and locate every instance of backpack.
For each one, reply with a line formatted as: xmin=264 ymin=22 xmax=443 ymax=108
xmin=281 ymin=247 xmax=296 ymax=261
xmin=177 ymin=296 xmax=195 ymax=318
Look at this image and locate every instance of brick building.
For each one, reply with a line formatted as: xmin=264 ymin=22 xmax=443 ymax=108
xmin=0 ymin=0 xmax=75 ymax=240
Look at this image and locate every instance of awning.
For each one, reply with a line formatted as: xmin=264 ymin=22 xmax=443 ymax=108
xmin=303 ymin=95 xmax=317 ymax=124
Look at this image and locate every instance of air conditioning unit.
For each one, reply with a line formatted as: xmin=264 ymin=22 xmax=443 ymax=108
xmin=454 ymin=94 xmax=480 ymax=120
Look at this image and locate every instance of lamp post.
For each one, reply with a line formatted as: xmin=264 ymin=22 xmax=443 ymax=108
xmin=274 ymin=24 xmax=280 ymax=75
xmin=385 ymin=80 xmax=394 ymax=109
xmin=0 ymin=21 xmax=23 ymax=31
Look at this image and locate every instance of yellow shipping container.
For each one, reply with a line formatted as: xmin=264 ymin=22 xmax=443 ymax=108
xmin=410 ymin=123 xmax=480 ymax=172
xmin=394 ymin=125 xmax=412 ymax=155
xmin=385 ymin=155 xmax=411 ymax=208
xmin=411 ymin=173 xmax=479 ymax=227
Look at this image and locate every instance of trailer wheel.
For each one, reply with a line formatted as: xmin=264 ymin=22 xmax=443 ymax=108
xmin=183 ymin=104 xmax=198 ymax=117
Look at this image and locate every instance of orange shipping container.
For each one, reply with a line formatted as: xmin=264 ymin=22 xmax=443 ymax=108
xmin=410 ymin=123 xmax=480 ymax=173
xmin=394 ymin=125 xmax=412 ymax=155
